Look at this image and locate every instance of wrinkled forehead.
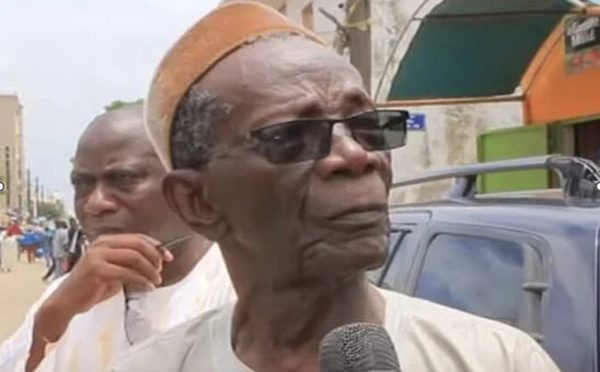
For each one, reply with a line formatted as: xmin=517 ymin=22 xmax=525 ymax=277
xmin=199 ymin=36 xmax=365 ymax=101
xmin=195 ymin=36 xmax=369 ymax=132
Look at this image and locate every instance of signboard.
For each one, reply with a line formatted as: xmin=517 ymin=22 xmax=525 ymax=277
xmin=564 ymin=15 xmax=600 ymax=74
xmin=407 ymin=113 xmax=426 ymax=130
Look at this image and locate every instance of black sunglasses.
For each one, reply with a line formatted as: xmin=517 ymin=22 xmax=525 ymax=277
xmin=246 ymin=110 xmax=409 ymax=165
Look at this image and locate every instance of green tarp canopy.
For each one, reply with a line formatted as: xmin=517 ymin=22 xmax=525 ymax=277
xmin=388 ymin=0 xmax=574 ymax=100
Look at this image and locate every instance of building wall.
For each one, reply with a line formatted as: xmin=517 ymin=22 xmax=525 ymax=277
xmin=0 ymin=95 xmax=26 ymax=216
xmin=383 ymin=100 xmax=523 ymax=204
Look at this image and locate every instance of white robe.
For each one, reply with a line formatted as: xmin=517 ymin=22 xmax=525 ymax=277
xmin=0 ymin=236 xmax=19 ymax=271
xmin=113 ymin=288 xmax=561 ymax=372
xmin=0 ymin=244 xmax=236 ymax=372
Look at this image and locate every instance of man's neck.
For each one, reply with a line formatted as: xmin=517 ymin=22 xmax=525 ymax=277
xmin=160 ymin=235 xmax=212 ymax=287
xmin=232 ymin=275 xmax=385 ymax=372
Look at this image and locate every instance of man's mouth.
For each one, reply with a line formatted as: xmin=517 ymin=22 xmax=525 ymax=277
xmin=314 ymin=204 xmax=389 ymax=231
xmin=326 ymin=204 xmax=388 ymax=221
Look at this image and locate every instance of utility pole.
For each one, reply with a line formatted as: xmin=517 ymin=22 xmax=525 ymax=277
xmin=5 ymin=146 xmax=11 ymax=208
xmin=346 ymin=0 xmax=372 ymax=94
xmin=27 ymin=168 xmax=32 ymax=219
xmin=35 ymin=177 xmax=39 ymax=218
xmin=319 ymin=0 xmax=372 ymax=94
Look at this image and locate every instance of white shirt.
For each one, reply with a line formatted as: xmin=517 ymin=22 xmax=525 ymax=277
xmin=0 ymin=244 xmax=235 ymax=372
xmin=51 ymin=228 xmax=69 ymax=258
xmin=113 ymin=287 xmax=561 ymax=372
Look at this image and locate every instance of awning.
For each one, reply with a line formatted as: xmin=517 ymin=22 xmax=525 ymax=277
xmin=387 ymin=0 xmax=574 ymax=100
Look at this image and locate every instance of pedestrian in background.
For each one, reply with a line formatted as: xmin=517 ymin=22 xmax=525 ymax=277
xmin=19 ymin=226 xmax=43 ymax=264
xmin=42 ymin=227 xmax=54 ymax=268
xmin=41 ymin=227 xmax=56 ymax=281
xmin=51 ymin=220 xmax=69 ymax=279
xmin=1 ymin=219 xmax=22 ymax=271
xmin=6 ymin=219 xmax=23 ymax=237
xmin=65 ymin=217 xmax=85 ymax=272
xmin=0 ymin=228 xmax=19 ymax=273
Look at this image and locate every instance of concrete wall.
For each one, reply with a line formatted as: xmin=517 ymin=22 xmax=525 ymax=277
xmin=0 ymin=95 xmax=26 ymax=215
xmin=387 ymin=101 xmax=523 ymax=205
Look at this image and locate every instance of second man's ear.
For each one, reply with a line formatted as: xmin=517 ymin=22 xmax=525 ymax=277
xmin=162 ymin=169 xmax=228 ymax=241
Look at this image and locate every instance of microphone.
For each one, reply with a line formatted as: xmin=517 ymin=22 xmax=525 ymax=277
xmin=319 ymin=323 xmax=401 ymax=372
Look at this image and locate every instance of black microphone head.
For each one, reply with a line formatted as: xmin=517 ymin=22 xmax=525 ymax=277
xmin=319 ymin=323 xmax=400 ymax=372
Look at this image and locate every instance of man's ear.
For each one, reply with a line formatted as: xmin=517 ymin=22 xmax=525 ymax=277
xmin=162 ymin=169 xmax=227 ymax=241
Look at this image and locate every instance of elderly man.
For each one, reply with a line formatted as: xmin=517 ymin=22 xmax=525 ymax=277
xmin=114 ymin=2 xmax=561 ymax=372
xmin=0 ymin=105 xmax=235 ymax=372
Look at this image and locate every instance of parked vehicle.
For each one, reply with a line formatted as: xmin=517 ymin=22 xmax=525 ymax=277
xmin=370 ymin=155 xmax=600 ymax=372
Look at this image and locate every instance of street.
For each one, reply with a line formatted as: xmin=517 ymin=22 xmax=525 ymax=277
xmin=0 ymin=260 xmax=47 ymax=342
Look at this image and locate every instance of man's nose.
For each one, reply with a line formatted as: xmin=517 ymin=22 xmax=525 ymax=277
xmin=83 ymin=186 xmax=119 ymax=216
xmin=314 ymin=123 xmax=378 ymax=178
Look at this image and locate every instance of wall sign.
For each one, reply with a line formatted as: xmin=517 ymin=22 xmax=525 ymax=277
xmin=564 ymin=15 xmax=600 ymax=74
xmin=407 ymin=113 xmax=426 ymax=130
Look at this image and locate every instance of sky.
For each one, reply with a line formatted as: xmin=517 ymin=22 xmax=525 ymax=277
xmin=0 ymin=0 xmax=221 ymax=214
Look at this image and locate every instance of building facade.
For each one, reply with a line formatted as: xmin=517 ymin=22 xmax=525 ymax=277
xmin=221 ymin=0 xmax=344 ymax=46
xmin=0 ymin=94 xmax=26 ymax=220
xmin=375 ymin=0 xmax=600 ymax=201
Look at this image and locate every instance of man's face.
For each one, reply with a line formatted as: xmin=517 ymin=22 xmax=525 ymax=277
xmin=72 ymin=111 xmax=181 ymax=242
xmin=177 ymin=37 xmax=392 ymax=285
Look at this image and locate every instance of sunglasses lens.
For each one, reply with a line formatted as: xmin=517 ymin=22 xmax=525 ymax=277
xmin=351 ymin=111 xmax=407 ymax=151
xmin=253 ymin=121 xmax=331 ymax=164
xmin=250 ymin=110 xmax=408 ymax=164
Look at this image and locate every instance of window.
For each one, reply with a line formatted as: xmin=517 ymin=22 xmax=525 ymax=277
xmin=414 ymin=234 xmax=525 ymax=325
xmin=302 ymin=2 xmax=314 ymax=31
xmin=367 ymin=229 xmax=405 ymax=285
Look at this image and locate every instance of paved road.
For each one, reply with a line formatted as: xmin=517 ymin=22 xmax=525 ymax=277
xmin=0 ymin=259 xmax=48 ymax=342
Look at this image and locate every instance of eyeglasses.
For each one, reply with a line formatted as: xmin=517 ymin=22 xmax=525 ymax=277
xmin=215 ymin=110 xmax=409 ymax=165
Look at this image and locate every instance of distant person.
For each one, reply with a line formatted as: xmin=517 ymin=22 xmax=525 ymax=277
xmin=19 ymin=225 xmax=45 ymax=264
xmin=7 ymin=219 xmax=24 ymax=261
xmin=41 ymin=227 xmax=54 ymax=268
xmin=65 ymin=217 xmax=86 ymax=272
xmin=0 ymin=225 xmax=19 ymax=273
xmin=0 ymin=105 xmax=235 ymax=372
xmin=6 ymin=219 xmax=22 ymax=237
xmin=51 ymin=220 xmax=69 ymax=278
xmin=41 ymin=227 xmax=57 ymax=281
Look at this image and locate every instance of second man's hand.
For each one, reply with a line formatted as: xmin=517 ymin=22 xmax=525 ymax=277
xmin=26 ymin=233 xmax=172 ymax=372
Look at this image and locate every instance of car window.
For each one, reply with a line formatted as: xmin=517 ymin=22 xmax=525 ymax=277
xmin=367 ymin=229 xmax=405 ymax=285
xmin=413 ymin=234 xmax=525 ymax=325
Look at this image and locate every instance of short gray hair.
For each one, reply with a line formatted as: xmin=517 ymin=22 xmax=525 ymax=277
xmin=170 ymin=83 xmax=232 ymax=169
xmin=170 ymin=33 xmax=309 ymax=169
